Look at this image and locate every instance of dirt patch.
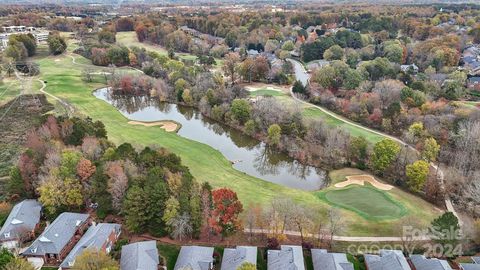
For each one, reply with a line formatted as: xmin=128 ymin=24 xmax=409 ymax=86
xmin=334 ymin=174 xmax=393 ymax=191
xmin=128 ymin=120 xmax=179 ymax=132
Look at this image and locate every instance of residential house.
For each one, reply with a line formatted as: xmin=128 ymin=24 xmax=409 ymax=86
xmin=460 ymin=257 xmax=480 ymax=270
xmin=364 ymin=249 xmax=411 ymax=270
xmin=311 ymin=249 xmax=354 ymax=270
xmin=468 ymin=77 xmax=480 ymax=91
xmin=221 ymin=246 xmax=257 ymax=270
xmin=306 ymin=60 xmax=330 ymax=71
xmin=21 ymin=212 xmax=90 ymax=268
xmin=267 ymin=245 xmax=305 ymax=270
xmin=0 ymin=200 xmax=42 ymax=249
xmin=120 ymin=241 xmax=159 ymax=270
xmin=409 ymin=254 xmax=452 ymax=270
xmin=462 ymin=46 xmax=480 ymax=76
xmin=174 ymin=246 xmax=214 ymax=270
xmin=59 ymin=223 xmax=121 ymax=269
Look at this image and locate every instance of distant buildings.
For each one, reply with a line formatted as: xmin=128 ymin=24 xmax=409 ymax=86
xmin=174 ymin=245 xmax=214 ymax=270
xmin=267 ymin=245 xmax=305 ymax=270
xmin=0 ymin=200 xmax=42 ymax=249
xmin=462 ymin=45 xmax=480 ymax=76
xmin=0 ymin=25 xmax=49 ymax=50
xmin=468 ymin=76 xmax=480 ymax=91
xmin=120 ymin=241 xmax=159 ymax=270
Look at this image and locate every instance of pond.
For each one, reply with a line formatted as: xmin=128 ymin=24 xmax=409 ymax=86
xmin=94 ymin=88 xmax=327 ymax=191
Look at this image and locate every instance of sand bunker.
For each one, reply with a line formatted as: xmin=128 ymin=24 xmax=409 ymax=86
xmin=335 ymin=174 xmax=393 ymax=191
xmin=128 ymin=120 xmax=179 ymax=132
xmin=244 ymin=83 xmax=289 ymax=92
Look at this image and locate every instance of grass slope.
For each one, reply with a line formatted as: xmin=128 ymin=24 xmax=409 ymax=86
xmin=32 ymin=46 xmax=440 ymax=236
xmin=116 ymin=32 xmax=223 ymax=67
xmin=320 ymin=185 xmax=407 ymax=220
xmin=247 ymin=86 xmax=384 ymax=143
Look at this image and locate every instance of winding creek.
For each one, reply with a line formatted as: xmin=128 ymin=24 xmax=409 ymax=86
xmin=94 ymin=87 xmax=327 ymax=191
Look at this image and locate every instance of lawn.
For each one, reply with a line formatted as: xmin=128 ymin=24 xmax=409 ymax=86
xmin=320 ymin=185 xmax=407 ymax=220
xmin=316 ymin=168 xmax=442 ymax=235
xmin=116 ymin=31 xmax=224 ymax=67
xmin=249 ymin=88 xmax=286 ymax=97
xmin=30 ymin=40 xmax=441 ymax=236
xmin=246 ymin=84 xmax=384 ymax=143
xmin=302 ymin=107 xmax=384 ymax=143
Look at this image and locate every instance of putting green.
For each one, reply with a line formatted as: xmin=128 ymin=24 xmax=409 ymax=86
xmin=320 ymin=185 xmax=407 ymax=220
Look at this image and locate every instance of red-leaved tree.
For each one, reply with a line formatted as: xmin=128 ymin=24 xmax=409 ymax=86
xmin=76 ymin=158 xmax=96 ymax=182
xmin=209 ymin=188 xmax=243 ymax=239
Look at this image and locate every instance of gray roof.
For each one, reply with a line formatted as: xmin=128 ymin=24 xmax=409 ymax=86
xmin=121 ymin=240 xmax=159 ymax=270
xmin=410 ymin=255 xmax=452 ymax=270
xmin=364 ymin=250 xmax=410 ymax=270
xmin=247 ymin=49 xmax=259 ymax=56
xmin=469 ymin=77 xmax=480 ymax=83
xmin=473 ymin=257 xmax=480 ymax=264
xmin=22 ymin=212 xmax=90 ymax=256
xmin=0 ymin=200 xmax=41 ymax=242
xmin=221 ymin=246 xmax=257 ymax=270
xmin=174 ymin=246 xmax=214 ymax=270
xmin=267 ymin=245 xmax=305 ymax=270
xmin=461 ymin=264 xmax=480 ymax=270
xmin=60 ymin=223 xmax=121 ymax=268
xmin=311 ymin=249 xmax=353 ymax=270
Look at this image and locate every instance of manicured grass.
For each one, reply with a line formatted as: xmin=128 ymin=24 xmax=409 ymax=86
xmin=302 ymin=107 xmax=384 ymax=143
xmin=36 ymin=54 xmax=328 ymax=213
xmin=245 ymin=84 xmax=383 ymax=144
xmin=116 ymin=31 xmax=223 ymax=67
xmin=249 ymin=88 xmax=286 ymax=97
xmin=319 ymin=185 xmax=407 ymax=220
xmin=459 ymin=101 xmax=480 ymax=109
xmin=318 ymin=168 xmax=442 ymax=236
xmin=31 ymin=43 xmax=441 ymax=236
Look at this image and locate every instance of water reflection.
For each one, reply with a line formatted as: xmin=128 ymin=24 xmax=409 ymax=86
xmin=94 ymin=88 xmax=327 ymax=191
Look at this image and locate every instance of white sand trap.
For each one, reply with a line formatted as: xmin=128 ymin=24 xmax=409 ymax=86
xmin=335 ymin=174 xmax=393 ymax=190
xmin=128 ymin=120 xmax=178 ymax=132
xmin=54 ymin=59 xmax=60 ymax=62
xmin=88 ymin=72 xmax=112 ymax=75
